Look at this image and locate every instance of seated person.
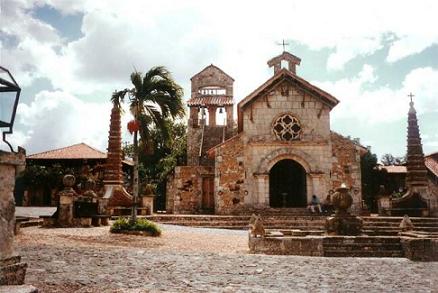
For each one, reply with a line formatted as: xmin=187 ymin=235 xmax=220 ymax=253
xmin=307 ymin=195 xmax=322 ymax=213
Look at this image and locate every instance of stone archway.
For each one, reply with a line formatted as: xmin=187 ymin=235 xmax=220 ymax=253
xmin=269 ymin=159 xmax=307 ymax=207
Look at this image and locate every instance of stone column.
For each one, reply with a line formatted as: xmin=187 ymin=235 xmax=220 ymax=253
xmin=0 ymin=148 xmax=27 ymax=285
xmin=189 ymin=106 xmax=198 ymax=128
xmin=225 ymin=105 xmax=233 ymax=127
xmin=208 ymin=106 xmax=217 ymax=126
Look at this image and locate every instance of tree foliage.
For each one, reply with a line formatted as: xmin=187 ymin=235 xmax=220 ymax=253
xmin=361 ymin=149 xmax=386 ymax=212
xmin=113 ymin=66 xmax=185 ymax=216
xmin=380 ymin=153 xmax=406 ymax=165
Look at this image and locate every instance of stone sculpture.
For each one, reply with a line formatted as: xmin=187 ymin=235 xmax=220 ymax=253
xmin=399 ymin=215 xmax=414 ymax=232
xmin=249 ymin=214 xmax=265 ymax=238
xmin=325 ymin=184 xmax=363 ymax=236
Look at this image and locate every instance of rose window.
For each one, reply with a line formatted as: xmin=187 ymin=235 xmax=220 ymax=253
xmin=273 ymin=114 xmax=302 ymax=141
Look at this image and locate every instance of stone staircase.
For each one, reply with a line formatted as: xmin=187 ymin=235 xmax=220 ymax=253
xmin=145 ymin=214 xmax=438 ymax=236
xmin=322 ymin=236 xmax=404 ymax=257
xmin=363 ymin=217 xmax=438 ymax=236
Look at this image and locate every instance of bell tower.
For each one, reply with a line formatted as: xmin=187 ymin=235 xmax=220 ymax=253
xmin=186 ymin=65 xmax=234 ymax=165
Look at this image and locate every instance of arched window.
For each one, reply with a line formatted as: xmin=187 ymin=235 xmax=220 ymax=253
xmin=272 ymin=114 xmax=302 ymax=141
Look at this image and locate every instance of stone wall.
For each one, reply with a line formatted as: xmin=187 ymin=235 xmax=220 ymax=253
xmin=330 ymin=132 xmax=363 ymax=212
xmin=238 ymin=82 xmax=334 ymax=208
xmin=241 ymin=84 xmax=331 ymax=141
xmin=214 ymin=135 xmax=245 ymax=214
xmin=0 ymin=149 xmax=28 ymax=286
xmin=187 ymin=126 xmax=203 ymax=166
xmin=191 ymin=65 xmax=233 ymax=97
xmin=0 ymin=150 xmax=25 ymax=260
xmin=166 ymin=166 xmax=213 ymax=214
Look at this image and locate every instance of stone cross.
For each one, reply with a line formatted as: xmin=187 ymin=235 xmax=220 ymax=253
xmin=407 ymin=92 xmax=415 ymax=102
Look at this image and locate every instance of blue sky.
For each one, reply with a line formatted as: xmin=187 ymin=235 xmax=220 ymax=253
xmin=1 ymin=0 xmax=437 ymax=160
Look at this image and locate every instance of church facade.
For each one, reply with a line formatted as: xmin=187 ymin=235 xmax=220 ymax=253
xmin=167 ymin=52 xmax=367 ymax=215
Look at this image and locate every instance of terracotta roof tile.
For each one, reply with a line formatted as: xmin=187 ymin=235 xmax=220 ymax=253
xmin=27 ymin=143 xmax=107 ymax=160
xmin=187 ymin=96 xmax=233 ymax=106
xmin=425 ymin=156 xmax=438 ymax=177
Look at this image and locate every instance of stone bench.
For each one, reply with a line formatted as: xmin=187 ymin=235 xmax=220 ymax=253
xmin=110 ymin=207 xmax=151 ymax=216
xmin=91 ymin=215 xmax=111 ymax=226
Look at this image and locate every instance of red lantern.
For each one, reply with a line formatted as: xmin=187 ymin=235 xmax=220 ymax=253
xmin=127 ymin=119 xmax=140 ymax=134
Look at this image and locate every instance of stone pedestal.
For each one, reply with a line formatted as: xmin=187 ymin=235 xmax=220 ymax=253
xmin=140 ymin=195 xmax=155 ymax=215
xmin=0 ymin=149 xmax=27 ymax=286
xmin=325 ymin=185 xmax=363 ymax=236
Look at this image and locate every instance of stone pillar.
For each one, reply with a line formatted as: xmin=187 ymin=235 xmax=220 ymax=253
xmin=226 ymin=105 xmax=233 ymax=127
xmin=0 ymin=148 xmax=27 ymax=285
xmin=189 ymin=106 xmax=198 ymax=128
xmin=57 ymin=174 xmax=77 ymax=227
xmin=208 ymin=106 xmax=217 ymax=126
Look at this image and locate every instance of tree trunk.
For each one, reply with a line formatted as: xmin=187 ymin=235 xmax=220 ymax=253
xmin=131 ymin=130 xmax=139 ymax=223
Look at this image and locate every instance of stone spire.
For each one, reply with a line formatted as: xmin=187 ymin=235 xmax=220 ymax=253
xmin=405 ymin=94 xmax=428 ymax=188
xmin=103 ymin=104 xmax=123 ymax=185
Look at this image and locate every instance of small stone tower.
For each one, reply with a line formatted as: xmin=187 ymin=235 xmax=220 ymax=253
xmin=267 ymin=51 xmax=301 ymax=74
xmin=104 ymin=105 xmax=124 ymax=185
xmin=405 ymin=96 xmax=429 ymax=189
xmin=186 ymin=65 xmax=235 ymax=166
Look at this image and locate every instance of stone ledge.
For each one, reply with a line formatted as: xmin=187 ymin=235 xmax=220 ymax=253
xmin=0 ymin=285 xmax=38 ymax=293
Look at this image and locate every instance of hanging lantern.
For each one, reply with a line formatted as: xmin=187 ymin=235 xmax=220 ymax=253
xmin=219 ymin=107 xmax=223 ymax=114
xmin=127 ymin=119 xmax=140 ymax=134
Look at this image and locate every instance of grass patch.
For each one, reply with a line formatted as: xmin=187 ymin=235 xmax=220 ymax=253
xmin=110 ymin=217 xmax=162 ymax=236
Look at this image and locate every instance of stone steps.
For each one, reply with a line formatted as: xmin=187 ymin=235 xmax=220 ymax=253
xmin=323 ymin=237 xmax=404 ymax=257
xmin=145 ymin=214 xmax=438 ymax=236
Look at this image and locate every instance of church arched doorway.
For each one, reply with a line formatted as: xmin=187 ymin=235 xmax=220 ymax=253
xmin=269 ymin=159 xmax=307 ymax=207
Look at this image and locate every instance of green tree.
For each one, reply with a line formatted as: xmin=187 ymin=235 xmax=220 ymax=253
xmin=122 ymin=120 xmax=187 ymax=210
xmin=361 ymin=149 xmax=386 ymax=212
xmin=112 ymin=66 xmax=184 ymax=222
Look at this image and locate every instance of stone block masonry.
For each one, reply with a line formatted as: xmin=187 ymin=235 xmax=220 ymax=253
xmin=0 ymin=149 xmax=28 ymax=286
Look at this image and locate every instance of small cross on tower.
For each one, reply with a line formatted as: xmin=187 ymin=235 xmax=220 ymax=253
xmin=277 ymin=39 xmax=290 ymax=52
xmin=408 ymin=92 xmax=415 ymax=102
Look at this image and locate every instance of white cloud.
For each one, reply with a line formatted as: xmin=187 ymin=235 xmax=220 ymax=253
xmin=14 ymin=90 xmax=113 ymax=153
xmin=316 ymin=65 xmax=438 ymax=125
xmin=2 ymin=0 xmax=438 ymax=153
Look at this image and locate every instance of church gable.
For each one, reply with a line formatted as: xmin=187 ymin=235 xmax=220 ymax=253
xmin=238 ymin=77 xmax=333 ymax=141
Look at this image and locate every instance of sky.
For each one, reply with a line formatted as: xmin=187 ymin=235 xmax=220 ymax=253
xmin=0 ymin=0 xmax=437 ymax=160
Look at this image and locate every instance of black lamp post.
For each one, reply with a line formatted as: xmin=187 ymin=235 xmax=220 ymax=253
xmin=0 ymin=66 xmax=21 ymax=152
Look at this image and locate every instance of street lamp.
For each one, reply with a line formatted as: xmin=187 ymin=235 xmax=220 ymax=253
xmin=0 ymin=66 xmax=21 ymax=152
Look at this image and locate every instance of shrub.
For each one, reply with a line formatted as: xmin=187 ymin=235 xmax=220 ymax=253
xmin=110 ymin=217 xmax=161 ymax=236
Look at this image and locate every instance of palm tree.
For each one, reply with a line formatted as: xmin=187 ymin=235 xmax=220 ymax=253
xmin=112 ymin=66 xmax=184 ymax=222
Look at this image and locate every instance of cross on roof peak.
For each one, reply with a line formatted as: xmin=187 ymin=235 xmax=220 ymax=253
xmin=408 ymin=92 xmax=415 ymax=103
xmin=276 ymin=39 xmax=290 ymax=52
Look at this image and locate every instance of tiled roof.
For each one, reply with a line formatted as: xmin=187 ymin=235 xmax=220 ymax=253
xmin=425 ymin=155 xmax=438 ymax=177
xmin=27 ymin=143 xmax=107 ymax=160
xmin=377 ymin=165 xmax=407 ymax=173
xmin=187 ymin=95 xmax=233 ymax=106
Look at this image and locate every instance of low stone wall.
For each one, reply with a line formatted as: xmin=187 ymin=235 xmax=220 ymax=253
xmin=249 ymin=236 xmax=324 ymax=256
xmin=249 ymin=235 xmax=324 ymax=256
xmin=250 ymin=232 xmax=438 ymax=261
xmin=400 ymin=237 xmax=438 ymax=261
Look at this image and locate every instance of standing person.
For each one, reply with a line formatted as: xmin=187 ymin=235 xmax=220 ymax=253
xmin=307 ymin=194 xmax=322 ymax=213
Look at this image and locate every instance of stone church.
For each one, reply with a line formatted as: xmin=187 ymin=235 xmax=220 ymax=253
xmin=167 ymin=51 xmax=367 ymax=214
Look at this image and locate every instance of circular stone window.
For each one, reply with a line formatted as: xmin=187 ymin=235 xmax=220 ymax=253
xmin=273 ymin=114 xmax=302 ymax=141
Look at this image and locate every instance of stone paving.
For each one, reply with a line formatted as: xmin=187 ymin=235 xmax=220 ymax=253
xmin=15 ymin=224 xmax=437 ymax=292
